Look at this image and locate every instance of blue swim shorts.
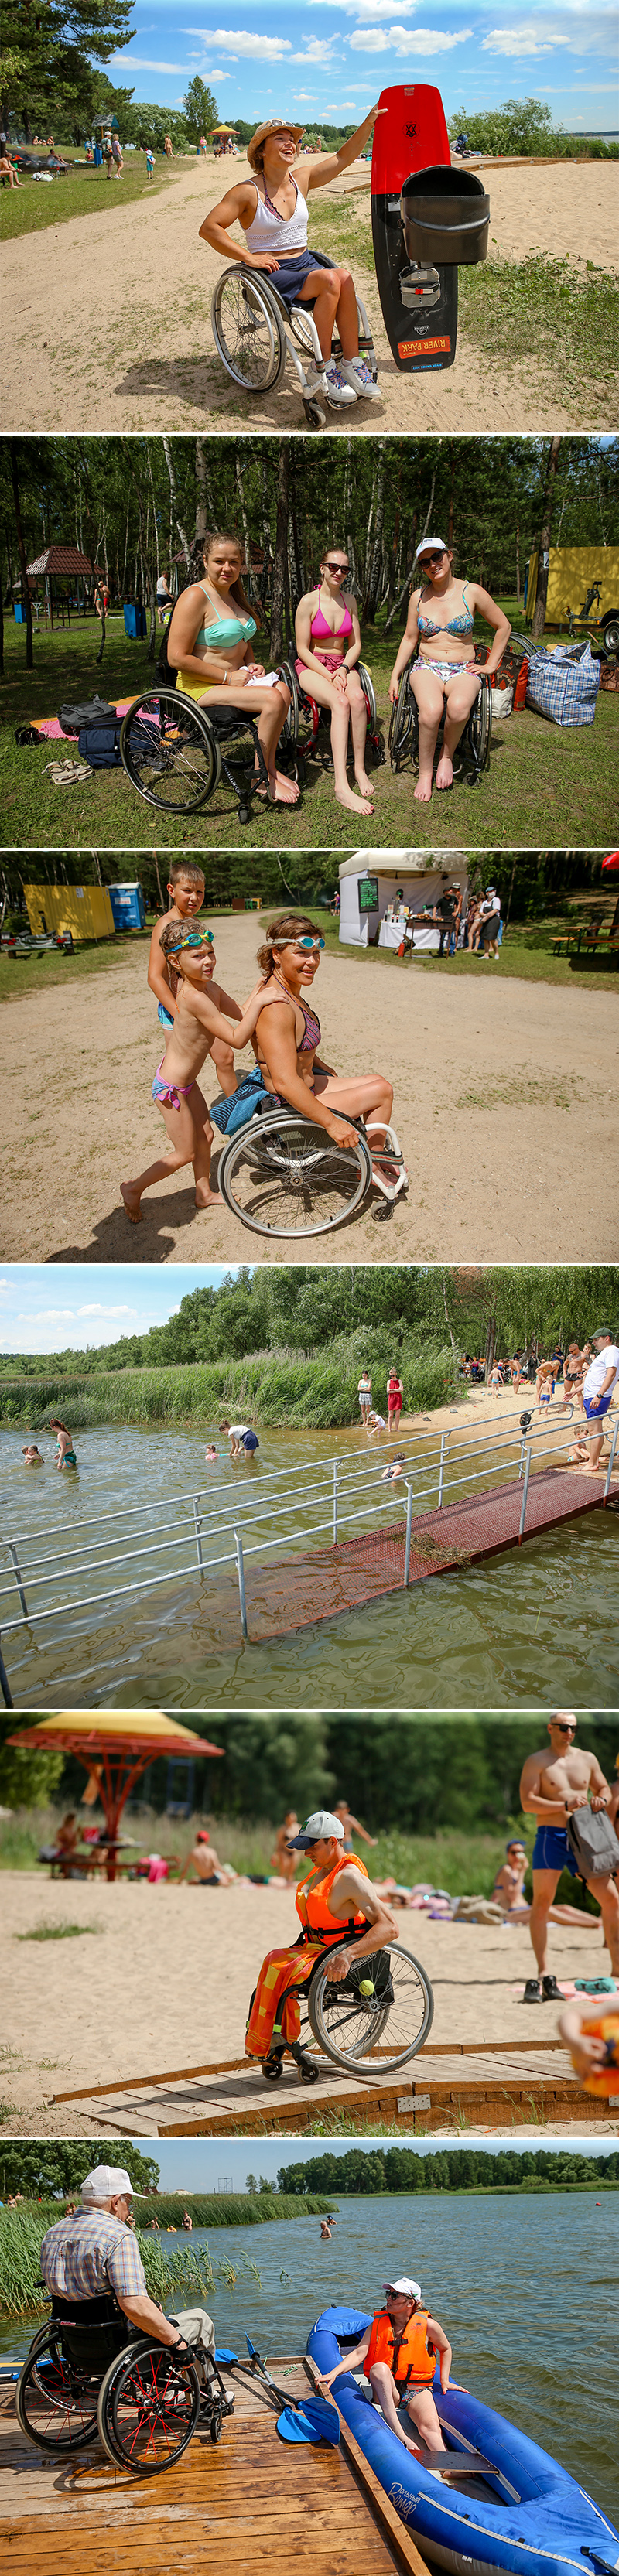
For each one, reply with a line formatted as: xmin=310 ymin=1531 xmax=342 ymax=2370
xmin=532 ymin=1826 xmax=578 ymax=1878
xmin=583 ymin=1392 xmax=612 ymax=1421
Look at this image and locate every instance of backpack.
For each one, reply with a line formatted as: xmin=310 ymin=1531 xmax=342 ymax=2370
xmin=59 ymin=696 xmax=114 ymax=736
xmin=566 ymin=1806 xmax=619 ymax=1884
xmin=77 ymin=722 xmax=122 ymax=769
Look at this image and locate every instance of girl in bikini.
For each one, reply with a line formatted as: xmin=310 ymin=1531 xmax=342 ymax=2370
xmin=295 ymin=544 xmax=375 ymax=817
xmin=388 ymin=535 xmax=511 ymax=803
xmin=121 ymin=927 xmax=268 ymax=1223
xmin=50 ymin=1419 xmax=77 ymax=1471
xmin=163 ymin=530 xmax=299 ymax=808
xmin=247 ymin=914 xmax=394 ymax=1165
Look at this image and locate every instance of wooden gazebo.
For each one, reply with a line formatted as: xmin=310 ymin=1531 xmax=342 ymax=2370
xmin=26 ymin=545 xmax=94 ymax=630
xmin=8 ymin=1710 xmax=223 ymax=1879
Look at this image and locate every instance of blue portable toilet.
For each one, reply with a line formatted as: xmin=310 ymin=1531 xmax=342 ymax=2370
xmin=107 ymin=882 xmax=146 ymax=931
xmin=124 ymin=604 xmax=147 ymax=640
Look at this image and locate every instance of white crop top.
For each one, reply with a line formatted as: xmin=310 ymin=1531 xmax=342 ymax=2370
xmin=245 ymin=176 xmax=308 ymax=256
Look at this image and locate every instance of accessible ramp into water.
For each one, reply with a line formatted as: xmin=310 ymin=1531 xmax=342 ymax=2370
xmin=306 ymin=2308 xmax=619 ymax=2576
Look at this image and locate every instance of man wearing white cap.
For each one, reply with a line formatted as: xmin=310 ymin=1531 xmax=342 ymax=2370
xmin=388 ymin=537 xmax=510 ymax=804
xmin=321 ymin=2278 xmax=454 ymax=2465
xmin=245 ymin=1812 xmax=395 ymax=2069
xmin=40 ymin=2167 xmax=214 ymax=2356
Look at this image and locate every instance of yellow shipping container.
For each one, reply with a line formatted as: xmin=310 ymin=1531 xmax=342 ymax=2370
xmin=526 ymin=545 xmax=619 ymax=627
xmin=23 ymin=884 xmax=115 ymax=943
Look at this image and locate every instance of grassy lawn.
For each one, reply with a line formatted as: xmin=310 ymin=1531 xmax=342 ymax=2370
xmin=309 ymin=196 xmax=619 ymax=424
xmin=2 ymin=613 xmax=617 ymax=851
xmin=0 ymin=155 xmax=187 ymax=241
xmin=1 ymin=903 xmax=616 ymax=1004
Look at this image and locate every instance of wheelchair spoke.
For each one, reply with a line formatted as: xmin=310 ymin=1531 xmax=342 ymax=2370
xmin=120 ymin=688 xmax=219 ymax=815
xmin=102 ymin=2345 xmax=200 ymax=2475
xmin=17 ymin=2335 xmax=99 ymax=2451
xmin=211 ymin=268 xmax=286 ymax=391
xmin=217 ymin=1113 xmax=372 ymax=1239
xmin=307 ymin=1941 xmax=434 ymax=2078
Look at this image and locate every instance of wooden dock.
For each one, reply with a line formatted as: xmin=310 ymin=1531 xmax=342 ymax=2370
xmin=52 ymin=2038 xmax=616 ymax=2136
xmin=0 ymin=2352 xmax=429 ymax=2575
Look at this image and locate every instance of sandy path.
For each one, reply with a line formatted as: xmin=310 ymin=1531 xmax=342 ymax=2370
xmin=0 ymin=1870 xmax=610 ymax=2134
xmin=1 ymin=915 xmax=617 ymax=1263
xmin=3 ymin=157 xmax=617 ymax=435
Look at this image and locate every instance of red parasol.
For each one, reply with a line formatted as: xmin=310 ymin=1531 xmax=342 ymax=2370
xmin=8 ymin=1710 xmax=223 ymax=1880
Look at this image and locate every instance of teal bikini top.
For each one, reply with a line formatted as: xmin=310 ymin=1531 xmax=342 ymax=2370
xmin=418 ymin=581 xmax=474 ymax=639
xmin=196 ymin=581 xmax=257 ymax=650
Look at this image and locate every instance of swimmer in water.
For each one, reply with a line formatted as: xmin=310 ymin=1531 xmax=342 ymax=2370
xmin=22 ymin=1444 xmax=44 ymax=1467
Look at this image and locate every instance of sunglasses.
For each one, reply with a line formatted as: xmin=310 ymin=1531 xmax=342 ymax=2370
xmin=422 ymin=552 xmax=446 ymax=567
xmin=555 ymin=1722 xmax=576 ymax=1734
xmin=326 ymin=562 xmax=348 ymax=575
xmin=167 ymin=929 xmax=214 ymax=955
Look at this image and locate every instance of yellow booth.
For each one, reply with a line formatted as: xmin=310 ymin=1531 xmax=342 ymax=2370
xmin=526 ymin=545 xmax=619 ymax=629
xmin=24 ymin=883 xmax=115 ymax=943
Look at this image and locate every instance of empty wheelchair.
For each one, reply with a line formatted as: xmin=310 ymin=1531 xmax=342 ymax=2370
xmin=16 ymin=2298 xmax=233 ymax=2474
xmin=388 ymin=664 xmax=492 ymax=787
xmin=118 ymin=682 xmax=299 ymax=827
xmin=216 ymin=1102 xmax=408 ymax=1238
xmin=279 ymin=656 xmax=385 ymax=780
xmin=210 ymin=258 xmax=378 ymax=428
xmin=258 ymin=1935 xmax=434 ymax=2086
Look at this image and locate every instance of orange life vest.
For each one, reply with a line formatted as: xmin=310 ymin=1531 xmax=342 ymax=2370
xmin=573 ymin=2012 xmax=619 ymax=2099
xmin=364 ymin=2308 xmax=436 ymax=2389
xmin=296 ymin=1851 xmax=369 ymax=1947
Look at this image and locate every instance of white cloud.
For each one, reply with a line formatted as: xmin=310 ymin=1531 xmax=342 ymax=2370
xmin=291 ymin=39 xmax=339 ymax=58
xmin=480 ymin=4 xmax=617 ymax=53
xmin=310 ymin=0 xmax=420 ymax=12
xmin=350 ymin=21 xmax=471 ymax=46
xmin=185 ymin=26 xmax=292 ymax=56
xmin=109 ymin=52 xmax=190 ymax=71
xmin=76 ymin=1305 xmax=139 ymax=1320
xmin=480 ymin=23 xmax=558 ymax=52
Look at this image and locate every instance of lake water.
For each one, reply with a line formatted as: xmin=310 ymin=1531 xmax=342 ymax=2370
xmin=2 ymin=2192 xmax=617 ymax=2518
xmin=1 ymin=1423 xmax=617 ymax=1707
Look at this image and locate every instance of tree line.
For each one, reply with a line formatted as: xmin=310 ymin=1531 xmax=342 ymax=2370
xmin=3 ymin=432 xmax=618 ymax=676
xmin=277 ymin=2144 xmax=619 ymax=2195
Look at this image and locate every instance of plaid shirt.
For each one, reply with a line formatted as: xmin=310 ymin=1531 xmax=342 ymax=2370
xmin=39 ymin=2208 xmax=147 ymax=2303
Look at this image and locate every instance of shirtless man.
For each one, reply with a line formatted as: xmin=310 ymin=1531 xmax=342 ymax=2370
xmin=270 ymin=1812 xmax=300 ymax=1883
xmin=519 ymin=1713 xmax=619 ymax=2000
xmin=178 ymin=1828 xmax=234 ymax=1885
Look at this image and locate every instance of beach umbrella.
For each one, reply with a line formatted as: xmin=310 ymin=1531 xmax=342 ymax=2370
xmin=7 ymin=1710 xmax=223 ymax=1879
xmin=210 ymin=124 xmax=238 ymax=135
xmin=601 ymin=852 xmax=619 ymax=870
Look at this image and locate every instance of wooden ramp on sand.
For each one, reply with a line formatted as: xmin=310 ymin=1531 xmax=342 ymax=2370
xmin=52 ymin=2038 xmax=614 ymax=2137
xmin=0 ymin=2352 xmax=429 ymax=2576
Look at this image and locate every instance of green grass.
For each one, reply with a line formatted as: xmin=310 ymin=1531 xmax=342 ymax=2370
xmin=0 ymin=155 xmax=186 ymax=241
xmin=2 ymin=613 xmax=617 ymax=850
xmin=15 ymin=1920 xmax=102 ymax=1942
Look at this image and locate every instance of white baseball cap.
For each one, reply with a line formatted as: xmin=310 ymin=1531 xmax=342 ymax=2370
xmin=416 ymin=536 xmax=448 ymax=560
xmin=80 ymin=2165 xmax=134 ymax=2204
xmin=383 ymin=2277 xmax=422 ymax=2298
xmin=286 ymin=1810 xmax=346 ymax=1850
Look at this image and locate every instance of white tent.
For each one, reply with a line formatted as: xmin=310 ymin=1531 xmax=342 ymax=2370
xmin=338 ymin=849 xmax=469 ymax=950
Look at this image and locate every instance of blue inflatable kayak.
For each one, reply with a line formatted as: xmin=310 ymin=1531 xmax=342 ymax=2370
xmin=306 ymin=2308 xmax=619 ymax=2576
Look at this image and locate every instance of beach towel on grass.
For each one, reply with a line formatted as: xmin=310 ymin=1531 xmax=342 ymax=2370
xmin=525 ymin=639 xmax=600 ymax=727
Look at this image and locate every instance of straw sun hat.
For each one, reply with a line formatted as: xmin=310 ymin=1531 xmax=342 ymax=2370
xmin=247 ymin=120 xmax=305 ymax=171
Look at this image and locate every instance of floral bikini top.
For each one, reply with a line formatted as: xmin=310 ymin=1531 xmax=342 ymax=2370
xmin=417 ymin=581 xmax=474 ymax=638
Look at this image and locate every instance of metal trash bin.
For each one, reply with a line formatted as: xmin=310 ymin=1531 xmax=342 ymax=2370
xmin=401 ymin=164 xmax=490 ymax=265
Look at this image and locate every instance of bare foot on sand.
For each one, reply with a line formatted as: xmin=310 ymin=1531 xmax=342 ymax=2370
xmin=121 ymin=1181 xmax=142 ymax=1223
xmin=336 ymin=784 xmax=374 ymax=815
xmin=435 ymin=752 xmax=454 ymax=791
xmin=195 ymin=1184 xmax=224 ymax=1209
xmin=414 ymin=771 xmax=433 ymax=802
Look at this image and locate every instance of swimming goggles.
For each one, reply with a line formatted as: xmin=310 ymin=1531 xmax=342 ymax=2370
xmin=272 ymin=935 xmax=325 ymax=953
xmin=166 ymin=929 xmax=214 ymax=955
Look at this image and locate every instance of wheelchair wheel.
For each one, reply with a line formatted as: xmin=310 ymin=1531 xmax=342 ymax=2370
xmin=467 ymin=677 xmax=492 ymax=775
xmin=97 ymin=2339 xmax=200 ymax=2475
xmin=276 ymin=658 xmax=302 ymax=753
xmin=120 ymin=688 xmax=221 ymax=815
xmin=217 ymin=1109 xmax=373 ymax=1239
xmin=358 ymin=663 xmax=378 ymax=733
xmin=211 ymin=267 xmax=286 ymax=393
xmin=388 ymin=675 xmax=414 ymax=771
xmin=306 ymin=1941 xmax=434 ymax=2079
xmin=16 ymin=2324 xmax=99 ymax=2452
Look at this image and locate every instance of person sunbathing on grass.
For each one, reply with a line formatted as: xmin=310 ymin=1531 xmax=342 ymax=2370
xmin=120 ymin=925 xmax=267 ymax=1224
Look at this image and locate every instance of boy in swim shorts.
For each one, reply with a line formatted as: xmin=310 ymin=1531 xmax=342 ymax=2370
xmin=147 ymin=860 xmax=238 ymax=1098
xmin=121 ymin=926 xmax=265 ymax=1222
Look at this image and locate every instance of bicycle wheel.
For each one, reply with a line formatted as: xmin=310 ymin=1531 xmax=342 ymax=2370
xmin=120 ymin=688 xmax=220 ymax=815
xmin=307 ymin=1941 xmax=434 ymax=2079
xmin=16 ymin=2325 xmax=99 ymax=2453
xmin=97 ymin=2340 xmax=200 ymax=2475
xmin=217 ymin=1110 xmax=373 ymax=1239
xmin=211 ymin=268 xmax=286 ymax=392
xmin=388 ymin=675 xmax=414 ymax=770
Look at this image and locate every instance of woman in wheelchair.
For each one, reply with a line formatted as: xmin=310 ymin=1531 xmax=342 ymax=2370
xmin=388 ymin=535 xmax=511 ymax=803
xmin=295 ymin=545 xmax=376 ymax=817
xmin=200 ymin=111 xmax=384 ymax=410
xmin=245 ymin=1809 xmax=396 ymax=2068
xmin=164 ymin=528 xmax=299 ymax=807
xmin=250 ymin=913 xmax=396 ymax=1174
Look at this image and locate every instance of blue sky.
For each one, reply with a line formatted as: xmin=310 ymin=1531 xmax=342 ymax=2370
xmin=148 ymin=2134 xmax=614 ymax=2189
xmin=0 ymin=1266 xmax=241 ymax=1355
xmin=108 ymin=2 xmax=617 ymax=134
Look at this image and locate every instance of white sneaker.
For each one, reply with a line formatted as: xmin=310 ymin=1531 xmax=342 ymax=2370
xmin=340 ymin=357 xmax=381 ymax=401
xmin=323 ymin=359 xmax=357 ymax=408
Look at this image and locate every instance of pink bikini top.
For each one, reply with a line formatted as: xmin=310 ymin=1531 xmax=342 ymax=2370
xmin=310 ymin=584 xmax=354 ymax=644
